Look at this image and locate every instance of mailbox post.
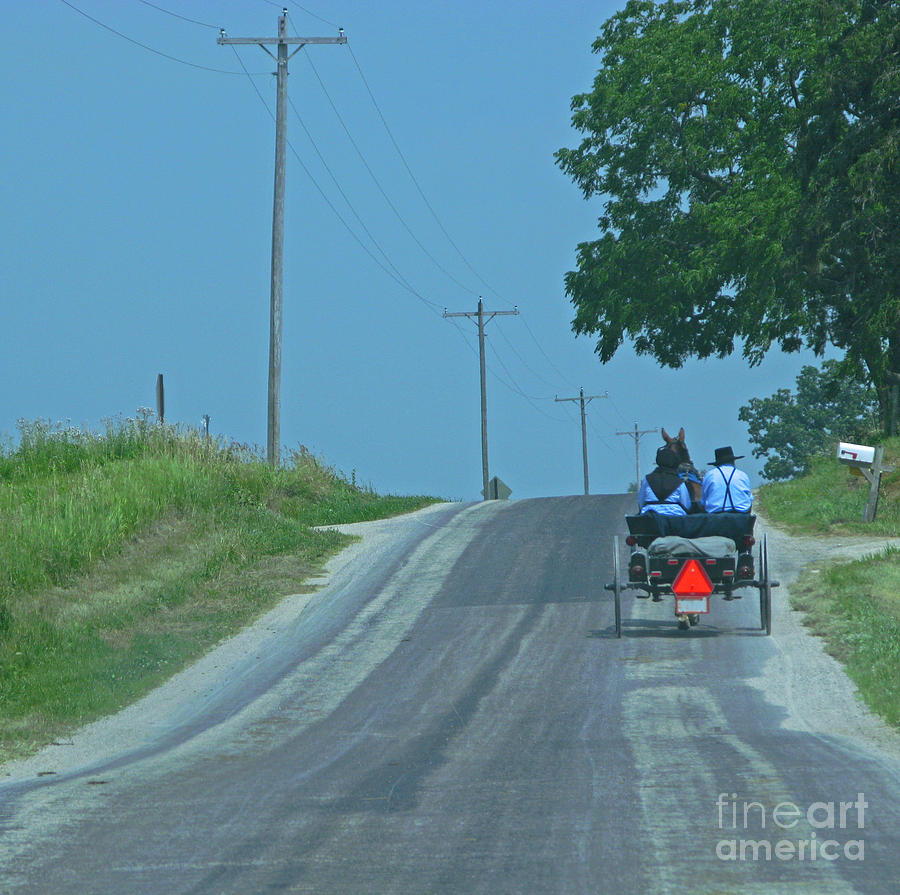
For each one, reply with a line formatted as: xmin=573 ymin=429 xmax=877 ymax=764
xmin=837 ymin=442 xmax=894 ymax=523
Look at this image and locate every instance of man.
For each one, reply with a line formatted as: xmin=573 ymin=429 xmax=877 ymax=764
xmin=638 ymin=446 xmax=693 ymax=515
xmin=702 ymin=446 xmax=753 ymax=513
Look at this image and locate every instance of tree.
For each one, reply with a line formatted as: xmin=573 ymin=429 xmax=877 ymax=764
xmin=738 ymin=360 xmax=879 ymax=480
xmin=556 ymin=0 xmax=900 ymax=430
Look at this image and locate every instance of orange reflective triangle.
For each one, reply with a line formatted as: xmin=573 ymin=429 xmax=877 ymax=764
xmin=672 ymin=558 xmax=714 ymax=596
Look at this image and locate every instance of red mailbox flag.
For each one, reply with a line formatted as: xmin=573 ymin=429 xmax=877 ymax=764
xmin=672 ymin=559 xmax=714 ymax=596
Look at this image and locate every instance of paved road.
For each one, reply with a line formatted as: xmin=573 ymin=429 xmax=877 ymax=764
xmin=2 ymin=495 xmax=899 ymax=893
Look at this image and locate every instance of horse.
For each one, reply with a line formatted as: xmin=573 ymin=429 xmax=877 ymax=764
xmin=661 ymin=427 xmax=703 ymax=508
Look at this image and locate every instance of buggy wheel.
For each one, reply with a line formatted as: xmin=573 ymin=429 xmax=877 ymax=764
xmin=759 ymin=534 xmax=772 ymax=635
xmin=613 ymin=535 xmax=622 ymax=638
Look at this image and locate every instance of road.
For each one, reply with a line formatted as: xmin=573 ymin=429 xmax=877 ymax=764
xmin=2 ymin=495 xmax=900 ymax=894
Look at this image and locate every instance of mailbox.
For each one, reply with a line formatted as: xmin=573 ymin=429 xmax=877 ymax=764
xmin=837 ymin=442 xmax=876 ymax=467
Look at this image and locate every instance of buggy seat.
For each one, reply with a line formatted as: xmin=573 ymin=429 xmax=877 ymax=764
xmin=625 ymin=513 xmax=755 ymax=550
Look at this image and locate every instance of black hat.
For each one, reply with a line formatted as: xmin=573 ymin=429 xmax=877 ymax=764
xmin=656 ymin=446 xmax=679 ymax=468
xmin=710 ymin=446 xmax=744 ymax=465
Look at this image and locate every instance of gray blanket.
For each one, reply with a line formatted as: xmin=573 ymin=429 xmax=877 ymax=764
xmin=647 ymin=535 xmax=737 ymax=557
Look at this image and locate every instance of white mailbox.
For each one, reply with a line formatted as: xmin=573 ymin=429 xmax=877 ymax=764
xmin=837 ymin=442 xmax=877 ymax=467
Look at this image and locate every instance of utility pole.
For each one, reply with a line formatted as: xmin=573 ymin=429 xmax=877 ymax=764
xmin=443 ymin=299 xmax=518 ymax=499
xmin=218 ymin=13 xmax=346 ymax=465
xmin=616 ymin=423 xmax=658 ymax=491
xmin=555 ymin=388 xmax=608 ymax=494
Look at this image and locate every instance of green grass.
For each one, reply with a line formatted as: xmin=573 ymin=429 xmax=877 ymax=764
xmin=758 ymin=436 xmax=900 ymax=729
xmin=791 ymin=548 xmax=900 ymax=727
xmin=0 ymin=416 xmax=440 ymax=761
xmin=755 ymin=436 xmax=900 ymax=536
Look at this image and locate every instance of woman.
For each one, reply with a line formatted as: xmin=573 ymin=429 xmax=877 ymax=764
xmin=638 ymin=446 xmax=693 ymax=516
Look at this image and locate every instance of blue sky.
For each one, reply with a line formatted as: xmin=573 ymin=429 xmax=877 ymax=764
xmin=1 ymin=1 xmax=823 ymax=501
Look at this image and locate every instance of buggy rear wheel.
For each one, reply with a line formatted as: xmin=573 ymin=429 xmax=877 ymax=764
xmin=612 ymin=536 xmax=623 ymax=638
xmin=759 ymin=534 xmax=772 ymax=635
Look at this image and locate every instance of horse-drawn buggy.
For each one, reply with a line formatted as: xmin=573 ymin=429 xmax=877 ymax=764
xmin=605 ymin=512 xmax=778 ymax=636
xmin=604 ymin=428 xmax=778 ymax=637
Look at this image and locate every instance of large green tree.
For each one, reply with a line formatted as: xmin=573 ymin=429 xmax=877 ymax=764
xmin=556 ymin=0 xmax=899 ymax=429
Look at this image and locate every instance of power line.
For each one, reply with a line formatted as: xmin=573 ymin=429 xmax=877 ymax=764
xmin=229 ymin=45 xmax=492 ymax=380
xmin=587 ymin=413 xmax=629 ymax=457
xmin=295 ymin=22 xmax=598 ymax=425
xmin=299 ymin=45 xmax=481 ymax=298
xmin=286 ymin=94 xmax=428 ymax=300
xmin=519 ymin=311 xmax=581 ymax=391
xmin=230 ymin=11 xmax=616 ymax=459
xmin=495 ymin=324 xmax=565 ymax=394
xmin=285 ymin=0 xmax=341 ymax=30
xmin=60 ymin=0 xmax=265 ymax=74
xmin=485 ymin=340 xmax=571 ymax=422
xmin=346 ymin=42 xmax=506 ymax=303
xmin=135 ymin=0 xmax=218 ymax=29
xmin=228 ymin=46 xmax=444 ymax=318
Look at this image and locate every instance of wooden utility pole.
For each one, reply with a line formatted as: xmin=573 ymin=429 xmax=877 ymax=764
xmin=555 ymin=388 xmax=608 ymax=494
xmin=218 ymin=13 xmax=346 ymax=465
xmin=443 ymin=299 xmax=518 ymax=499
xmin=156 ymin=373 xmax=165 ymax=424
xmin=616 ymin=423 xmax=658 ymax=491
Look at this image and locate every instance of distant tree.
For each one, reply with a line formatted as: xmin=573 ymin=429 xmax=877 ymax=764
xmin=555 ymin=0 xmax=900 ymax=430
xmin=738 ymin=360 xmax=878 ymax=480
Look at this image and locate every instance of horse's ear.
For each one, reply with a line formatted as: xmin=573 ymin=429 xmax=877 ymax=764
xmin=678 ymin=427 xmax=685 ymax=443
xmin=661 ymin=427 xmax=671 ymax=443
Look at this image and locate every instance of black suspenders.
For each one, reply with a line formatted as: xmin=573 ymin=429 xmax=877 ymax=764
xmin=718 ymin=467 xmax=737 ymax=512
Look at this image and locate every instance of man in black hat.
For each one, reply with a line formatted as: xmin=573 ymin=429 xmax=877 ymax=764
xmin=701 ymin=446 xmax=753 ymax=513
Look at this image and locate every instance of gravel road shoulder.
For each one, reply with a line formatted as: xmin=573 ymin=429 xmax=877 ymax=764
xmin=751 ymin=512 xmax=900 ymax=760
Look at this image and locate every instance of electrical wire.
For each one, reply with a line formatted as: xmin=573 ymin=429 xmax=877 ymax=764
xmin=588 ymin=413 xmax=632 ymax=458
xmin=345 ymin=42 xmax=508 ymax=304
xmin=284 ymin=0 xmax=341 ymax=30
xmin=518 ymin=311 xmax=583 ymax=391
xmin=59 ymin=0 xmax=265 ymax=74
xmin=494 ymin=325 xmax=565 ymax=394
xmin=485 ymin=338 xmax=573 ymax=422
xmin=134 ymin=0 xmax=218 ymax=29
xmin=287 ymin=94 xmax=428 ymax=302
xmin=343 ymin=35 xmax=594 ymax=414
xmin=606 ymin=391 xmax=636 ymax=427
xmin=298 ymin=44 xmax=481 ymax=298
xmin=230 ymin=14 xmax=621 ymax=442
xmin=64 ymin=0 xmax=629 ymax=486
xmin=229 ymin=46 xmax=446 ymax=317
xmin=310 ymin=24 xmax=594 ymax=415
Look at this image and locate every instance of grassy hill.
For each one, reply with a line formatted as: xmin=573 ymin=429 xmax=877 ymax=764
xmin=0 ymin=416 xmax=439 ymax=762
xmin=757 ymin=437 xmax=900 ymax=728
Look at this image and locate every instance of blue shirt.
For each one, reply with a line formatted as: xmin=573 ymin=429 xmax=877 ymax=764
xmin=638 ymin=478 xmax=692 ymax=516
xmin=701 ymin=465 xmax=753 ymax=513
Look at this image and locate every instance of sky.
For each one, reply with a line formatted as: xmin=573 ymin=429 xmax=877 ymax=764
xmin=1 ymin=0 xmax=827 ymax=501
